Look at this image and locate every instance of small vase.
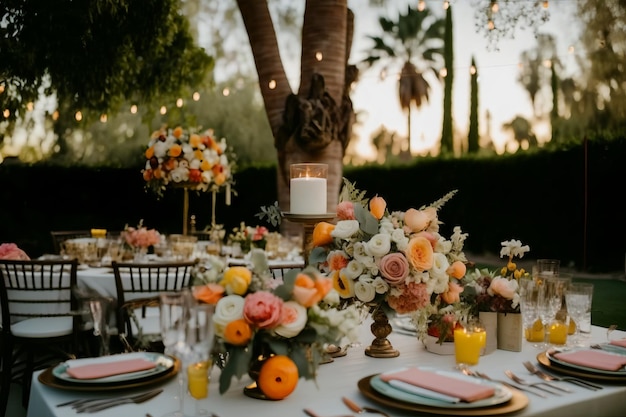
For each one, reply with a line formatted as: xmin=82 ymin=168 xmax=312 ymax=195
xmin=479 ymin=311 xmax=498 ymax=354
xmin=244 ymin=342 xmax=273 ymax=400
xmin=497 ymin=312 xmax=523 ymax=352
xmin=365 ymin=308 xmax=399 ymax=358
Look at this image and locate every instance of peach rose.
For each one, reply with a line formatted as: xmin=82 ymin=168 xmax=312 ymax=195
xmin=292 ymin=272 xmax=332 ymax=307
xmin=404 ymin=236 xmax=434 ymax=271
xmin=446 ymin=261 xmax=467 ymax=279
xmin=403 ymin=208 xmax=430 ymax=232
xmin=441 ymin=282 xmax=464 ymax=304
xmin=369 ymin=195 xmax=386 ymax=220
xmin=193 ymin=284 xmax=225 ymax=304
xmin=378 ymin=253 xmax=409 ymax=285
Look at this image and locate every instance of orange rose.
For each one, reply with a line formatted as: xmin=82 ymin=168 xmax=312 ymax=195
xmin=403 ymin=208 xmax=430 ymax=232
xmin=189 ymin=133 xmax=202 ymax=147
xmin=312 ymin=222 xmax=335 ymax=246
xmin=173 ymin=126 xmax=184 ymax=138
xmin=404 ymin=236 xmax=434 ymax=271
xmin=369 ymin=195 xmax=386 ymax=220
xmin=169 ymin=144 xmax=183 ymax=158
xmin=193 ymin=284 xmax=225 ymax=304
xmin=292 ymin=272 xmax=332 ymax=307
xmin=441 ymin=282 xmax=463 ymax=304
xmin=446 ymin=261 xmax=466 ymax=279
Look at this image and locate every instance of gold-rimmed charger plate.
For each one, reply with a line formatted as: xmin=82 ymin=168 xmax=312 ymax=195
xmin=537 ymin=351 xmax=626 ymax=383
xmin=38 ymin=356 xmax=179 ymax=391
xmin=358 ymin=375 xmax=529 ymax=416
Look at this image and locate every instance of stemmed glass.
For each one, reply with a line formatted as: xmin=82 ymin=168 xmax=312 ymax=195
xmin=519 ymin=277 xmax=544 ymax=348
xmin=565 ymin=282 xmax=594 ymax=347
xmin=538 ymin=275 xmax=570 ymax=347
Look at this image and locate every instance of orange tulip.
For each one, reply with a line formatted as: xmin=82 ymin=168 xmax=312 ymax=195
xmin=312 ymin=222 xmax=335 ymax=246
xmin=369 ymin=195 xmax=386 ymax=219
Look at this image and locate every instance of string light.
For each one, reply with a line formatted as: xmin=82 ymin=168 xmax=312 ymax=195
xmin=0 ymin=84 xmax=4 ymax=94
xmin=315 ymin=51 xmax=323 ymax=61
xmin=543 ymin=1 xmax=549 ymax=8
xmin=268 ymin=79 xmax=276 ymax=89
xmin=26 ymin=102 xmax=34 ymax=111
xmin=439 ymin=68 xmax=448 ymax=78
xmin=176 ymin=98 xmax=184 ymax=107
xmin=192 ymin=92 xmax=200 ymax=101
xmin=222 ymin=87 xmax=230 ymax=96
xmin=159 ymin=106 xmax=167 ymax=115
xmin=75 ymin=111 xmax=82 ymax=121
xmin=52 ymin=110 xmax=59 ymax=121
xmin=470 ymin=65 xmax=477 ymax=75
xmin=491 ymin=1 xmax=499 ymax=13
xmin=488 ymin=19 xmax=495 ymax=30
xmin=3 ymin=109 xmax=9 ymax=118
xmin=130 ymin=104 xmax=138 ymax=114
xmin=443 ymin=1 xmax=449 ymax=10
xmin=100 ymin=114 xmax=107 ymax=123
xmin=418 ymin=0 xmax=425 ymax=11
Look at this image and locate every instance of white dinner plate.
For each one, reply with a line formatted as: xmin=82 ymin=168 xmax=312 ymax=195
xmin=546 ymin=348 xmax=626 ymax=377
xmin=369 ymin=368 xmax=513 ymax=409
xmin=53 ymin=352 xmax=175 ymax=384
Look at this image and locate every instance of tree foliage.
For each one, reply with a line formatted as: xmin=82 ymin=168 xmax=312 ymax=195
xmin=0 ymin=0 xmax=215 ymax=130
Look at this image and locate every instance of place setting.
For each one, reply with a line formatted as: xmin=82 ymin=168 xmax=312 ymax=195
xmin=536 ymin=345 xmax=626 ymax=382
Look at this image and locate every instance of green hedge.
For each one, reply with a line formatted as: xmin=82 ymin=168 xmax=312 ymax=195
xmin=1 ymin=136 xmax=624 ymax=273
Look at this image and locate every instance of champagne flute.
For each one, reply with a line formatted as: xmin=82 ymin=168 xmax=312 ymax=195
xmin=184 ymin=303 xmax=216 ymax=417
xmin=160 ymin=289 xmax=192 ymax=417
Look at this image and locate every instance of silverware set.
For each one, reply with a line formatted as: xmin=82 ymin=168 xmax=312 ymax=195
xmin=522 ymin=361 xmax=604 ymax=390
xmin=57 ymin=388 xmax=163 ymax=413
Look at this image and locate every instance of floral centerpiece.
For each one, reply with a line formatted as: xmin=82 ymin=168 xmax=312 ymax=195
xmin=463 ymin=239 xmax=530 ymax=314
xmin=0 ymin=243 xmax=30 ymax=260
xmin=227 ymin=222 xmax=269 ymax=253
xmin=142 ymin=126 xmax=236 ymax=197
xmin=192 ymin=249 xmax=360 ymax=397
xmin=309 ymin=179 xmax=469 ymax=346
xmin=121 ymin=220 xmax=161 ymax=261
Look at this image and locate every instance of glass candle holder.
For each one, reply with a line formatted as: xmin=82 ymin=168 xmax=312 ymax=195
xmin=289 ymin=163 xmax=328 ymax=215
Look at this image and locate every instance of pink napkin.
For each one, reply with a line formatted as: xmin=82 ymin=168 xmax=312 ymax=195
xmin=66 ymin=358 xmax=157 ymax=380
xmin=379 ymin=368 xmax=495 ymax=403
xmin=553 ymin=349 xmax=626 ymax=371
xmin=609 ymin=339 xmax=626 ymax=348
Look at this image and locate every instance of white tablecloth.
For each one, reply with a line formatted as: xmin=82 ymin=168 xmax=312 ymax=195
xmin=27 ymin=324 xmax=626 ymax=417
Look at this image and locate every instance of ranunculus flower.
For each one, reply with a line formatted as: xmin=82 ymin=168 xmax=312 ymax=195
xmin=331 ymin=220 xmax=360 ymax=239
xmin=327 ymin=250 xmax=350 ymax=272
xmin=292 ymin=272 xmax=332 ymax=307
xmin=220 ymin=266 xmax=252 ymax=295
xmin=213 ymin=295 xmax=245 ymax=337
xmin=275 ymin=301 xmax=308 ymax=338
xmin=193 ymin=284 xmax=225 ymax=304
xmin=404 ymin=236 xmax=434 ymax=271
xmin=441 ymin=281 xmax=464 ymax=304
xmin=378 ymin=253 xmax=409 ymax=285
xmin=243 ymin=291 xmax=283 ymax=329
xmin=0 ymin=243 xmax=30 ymax=260
xmin=369 ymin=195 xmax=386 ymax=220
xmin=366 ymin=233 xmax=391 ymax=257
xmin=336 ymin=201 xmax=356 ymax=220
xmin=354 ymin=277 xmax=376 ymax=302
xmin=403 ymin=208 xmax=431 ymax=232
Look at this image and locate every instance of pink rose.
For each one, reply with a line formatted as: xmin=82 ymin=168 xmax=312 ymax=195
xmin=378 ymin=253 xmax=409 ymax=285
xmin=336 ymin=201 xmax=356 ymax=220
xmin=0 ymin=243 xmax=30 ymax=260
xmin=243 ymin=291 xmax=283 ymax=329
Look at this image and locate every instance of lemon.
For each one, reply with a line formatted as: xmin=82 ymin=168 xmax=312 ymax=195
xmin=549 ymin=321 xmax=568 ymax=345
xmin=568 ymin=318 xmax=576 ymax=335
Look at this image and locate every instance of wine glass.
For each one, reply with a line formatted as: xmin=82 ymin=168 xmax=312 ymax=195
xmin=519 ymin=277 xmax=544 ymax=347
xmin=539 ymin=275 xmax=571 ymax=347
xmin=184 ymin=303 xmax=216 ymax=417
xmin=160 ymin=289 xmax=192 ymax=417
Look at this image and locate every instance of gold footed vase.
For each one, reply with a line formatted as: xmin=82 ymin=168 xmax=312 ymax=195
xmin=365 ymin=308 xmax=399 ymax=358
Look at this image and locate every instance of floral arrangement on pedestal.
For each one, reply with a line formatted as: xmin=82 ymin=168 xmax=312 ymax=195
xmin=121 ymin=220 xmax=161 ymax=260
xmin=309 ymin=179 xmax=470 ymax=343
xmin=192 ymin=249 xmax=360 ymax=397
xmin=142 ymin=126 xmax=236 ymax=197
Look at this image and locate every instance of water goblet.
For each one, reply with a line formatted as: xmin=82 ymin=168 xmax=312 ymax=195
xmin=519 ymin=277 xmax=544 ymax=347
xmin=540 ymin=275 xmax=571 ymax=347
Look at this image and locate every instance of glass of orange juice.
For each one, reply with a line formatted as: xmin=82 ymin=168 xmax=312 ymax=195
xmin=454 ymin=318 xmax=486 ymax=368
xmin=184 ymin=303 xmax=215 ymax=417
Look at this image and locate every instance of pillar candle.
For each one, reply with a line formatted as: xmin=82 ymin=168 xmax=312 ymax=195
xmin=290 ymin=177 xmax=327 ymax=215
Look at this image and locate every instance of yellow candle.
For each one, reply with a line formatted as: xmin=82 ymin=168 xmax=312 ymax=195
xmin=549 ymin=320 xmax=568 ymax=345
xmin=454 ymin=328 xmax=486 ymax=366
xmin=187 ymin=361 xmax=210 ymax=399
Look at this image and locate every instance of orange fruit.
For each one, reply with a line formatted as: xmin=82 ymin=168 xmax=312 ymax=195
xmin=223 ymin=319 xmax=252 ymax=346
xmin=312 ymin=222 xmax=335 ymax=246
xmin=257 ymin=355 xmax=299 ymax=400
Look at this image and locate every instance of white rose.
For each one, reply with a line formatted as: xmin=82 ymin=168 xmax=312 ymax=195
xmin=353 ymin=242 xmax=374 ymax=264
xmin=153 ymin=141 xmax=168 ymax=158
xmin=354 ymin=277 xmax=376 ymax=302
xmin=331 ymin=220 xmax=360 ymax=239
xmin=343 ymin=260 xmax=364 ymax=280
xmin=372 ymin=276 xmax=390 ymax=294
xmin=323 ymin=288 xmax=341 ymax=306
xmin=213 ymin=294 xmax=245 ymax=337
xmin=275 ymin=301 xmax=307 ymax=338
xmin=367 ymin=233 xmax=391 ymax=257
xmin=430 ymin=252 xmax=450 ymax=282
xmin=170 ymin=167 xmax=189 ymax=183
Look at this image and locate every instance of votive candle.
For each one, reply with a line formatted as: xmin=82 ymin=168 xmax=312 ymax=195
xmin=290 ymin=163 xmax=327 ymax=215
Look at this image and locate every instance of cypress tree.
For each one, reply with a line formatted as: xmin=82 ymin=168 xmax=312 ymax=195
xmin=468 ymin=56 xmax=479 ymax=153
xmin=441 ymin=5 xmax=454 ymax=154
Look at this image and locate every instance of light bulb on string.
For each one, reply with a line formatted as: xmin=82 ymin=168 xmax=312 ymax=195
xmin=75 ymin=111 xmax=82 ymax=121
xmin=417 ymin=0 xmax=425 ymax=11
xmin=268 ymin=79 xmax=277 ymax=89
xmin=222 ymin=88 xmax=230 ymax=97
xmin=470 ymin=65 xmax=477 ymax=75
xmin=315 ymin=51 xmax=323 ymax=61
xmin=26 ymin=102 xmax=34 ymax=111
xmin=443 ymin=1 xmax=449 ymax=10
xmin=192 ymin=92 xmax=200 ymax=101
xmin=2 ymin=109 xmax=9 ymax=118
xmin=439 ymin=68 xmax=448 ymax=78
xmin=130 ymin=104 xmax=138 ymax=114
xmin=542 ymin=1 xmax=549 ymax=9
xmin=0 ymin=84 xmax=5 ymax=94
xmin=52 ymin=110 xmax=59 ymax=121
xmin=100 ymin=114 xmax=107 ymax=123
xmin=488 ymin=19 xmax=495 ymax=30
xmin=491 ymin=1 xmax=499 ymax=13
xmin=176 ymin=98 xmax=184 ymax=108
xmin=160 ymin=106 xmax=167 ymax=115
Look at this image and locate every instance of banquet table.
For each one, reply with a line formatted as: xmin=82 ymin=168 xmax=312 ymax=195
xmin=27 ymin=323 xmax=626 ymax=417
